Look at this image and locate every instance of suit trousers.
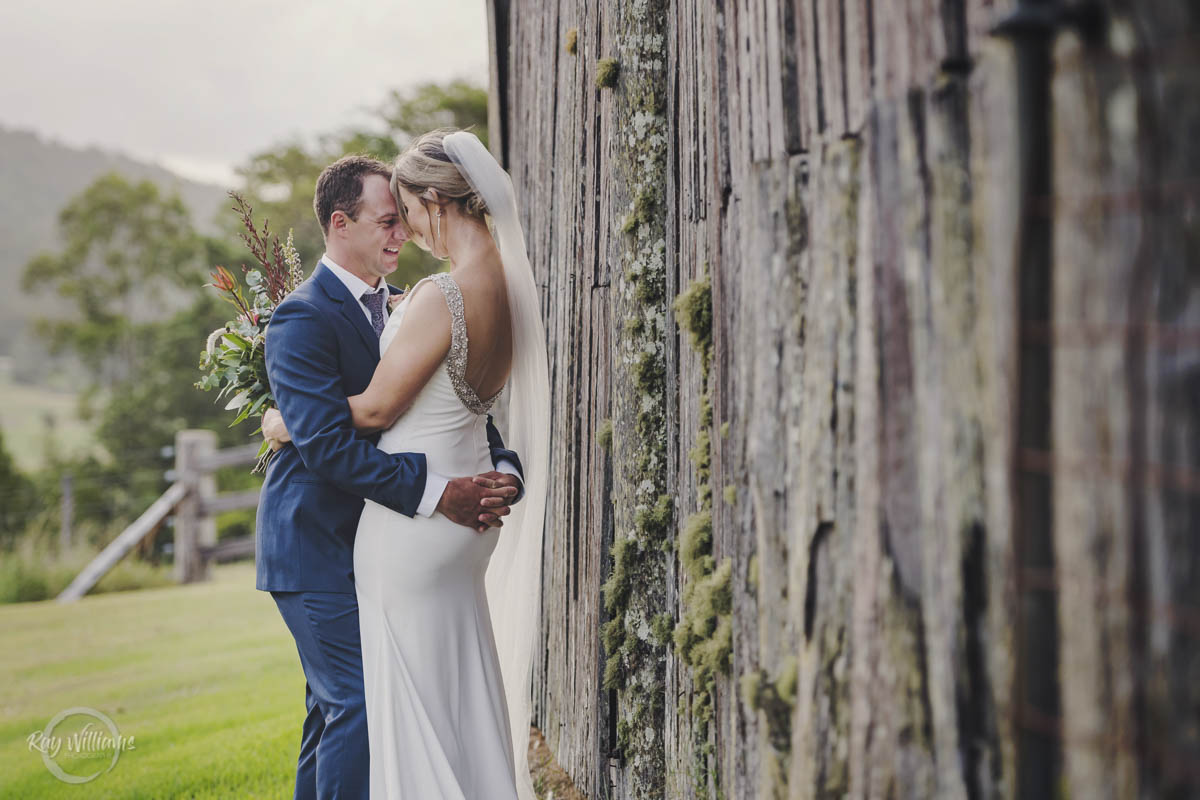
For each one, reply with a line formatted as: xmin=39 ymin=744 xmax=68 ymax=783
xmin=272 ymin=590 xmax=369 ymax=800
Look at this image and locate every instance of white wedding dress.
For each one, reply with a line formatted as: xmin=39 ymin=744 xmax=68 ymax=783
xmin=354 ymin=271 xmax=520 ymax=800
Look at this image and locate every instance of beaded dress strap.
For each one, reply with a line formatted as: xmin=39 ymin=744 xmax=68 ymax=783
xmin=429 ymin=272 xmax=500 ymax=415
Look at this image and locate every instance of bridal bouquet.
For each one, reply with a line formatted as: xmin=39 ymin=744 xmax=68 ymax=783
xmin=195 ymin=192 xmax=304 ymax=471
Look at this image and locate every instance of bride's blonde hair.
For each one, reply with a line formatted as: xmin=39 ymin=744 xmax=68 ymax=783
xmin=391 ymin=128 xmax=489 ymax=233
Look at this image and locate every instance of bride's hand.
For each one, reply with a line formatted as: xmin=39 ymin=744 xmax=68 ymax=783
xmin=262 ymin=408 xmax=291 ymax=451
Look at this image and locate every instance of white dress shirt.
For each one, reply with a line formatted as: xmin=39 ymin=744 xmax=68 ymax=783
xmin=322 ymin=254 xmax=388 ymax=326
xmin=320 ymin=254 xmax=522 ymax=518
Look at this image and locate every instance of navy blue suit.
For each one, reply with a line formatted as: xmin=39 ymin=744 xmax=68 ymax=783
xmin=256 ymin=261 xmax=522 ymax=800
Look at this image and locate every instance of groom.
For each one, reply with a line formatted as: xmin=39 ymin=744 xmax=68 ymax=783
xmin=255 ymin=155 xmax=525 ymax=800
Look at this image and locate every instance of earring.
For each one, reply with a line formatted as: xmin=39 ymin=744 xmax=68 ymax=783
xmin=436 ymin=209 xmax=445 ymax=259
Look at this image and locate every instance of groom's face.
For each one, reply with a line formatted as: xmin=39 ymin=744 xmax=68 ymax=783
xmin=343 ymin=174 xmax=407 ymax=282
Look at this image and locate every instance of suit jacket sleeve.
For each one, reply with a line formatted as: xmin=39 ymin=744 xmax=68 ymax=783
xmin=266 ymin=296 xmax=427 ymax=516
xmin=486 ymin=414 xmax=525 ymax=502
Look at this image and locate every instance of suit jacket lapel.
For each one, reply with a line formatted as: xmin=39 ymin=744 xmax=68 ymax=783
xmin=314 ymin=262 xmax=380 ymax=357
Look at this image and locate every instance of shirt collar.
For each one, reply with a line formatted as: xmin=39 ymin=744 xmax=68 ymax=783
xmin=321 ymin=253 xmax=384 ymax=300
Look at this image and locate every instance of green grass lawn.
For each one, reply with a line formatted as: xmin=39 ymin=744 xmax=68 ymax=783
xmin=0 ymin=375 xmax=95 ymax=471
xmin=0 ymin=562 xmax=304 ymax=798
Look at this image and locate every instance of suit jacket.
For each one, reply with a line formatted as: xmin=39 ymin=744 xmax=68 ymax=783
xmin=255 ymin=261 xmax=523 ymax=593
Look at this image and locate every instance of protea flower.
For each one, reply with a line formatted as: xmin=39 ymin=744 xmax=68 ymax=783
xmin=208 ymin=266 xmax=238 ymax=291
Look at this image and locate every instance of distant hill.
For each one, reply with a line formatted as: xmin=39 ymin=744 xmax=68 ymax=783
xmin=0 ymin=126 xmax=231 ymax=361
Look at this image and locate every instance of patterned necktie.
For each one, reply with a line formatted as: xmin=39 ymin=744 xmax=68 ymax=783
xmin=361 ymin=290 xmax=387 ymax=338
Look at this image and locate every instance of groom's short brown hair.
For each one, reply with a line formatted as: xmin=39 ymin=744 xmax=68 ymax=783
xmin=314 ymin=155 xmax=392 ymax=236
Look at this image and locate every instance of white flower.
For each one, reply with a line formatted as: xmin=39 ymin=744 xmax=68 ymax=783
xmin=205 ymin=328 xmax=228 ymax=356
xmin=284 ymin=230 xmax=304 ymax=289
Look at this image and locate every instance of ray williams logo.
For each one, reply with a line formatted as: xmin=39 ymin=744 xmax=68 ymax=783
xmin=26 ymin=706 xmax=136 ymax=784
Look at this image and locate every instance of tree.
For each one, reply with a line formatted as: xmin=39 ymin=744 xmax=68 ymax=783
xmin=21 ymin=174 xmax=211 ymax=389
xmin=236 ymin=81 xmax=489 ymax=289
xmin=95 ymin=292 xmax=253 ymax=461
xmin=0 ymin=430 xmax=36 ymax=548
xmin=11 ymin=81 xmax=491 ymax=549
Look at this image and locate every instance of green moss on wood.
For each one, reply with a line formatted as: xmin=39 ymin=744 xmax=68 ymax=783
xmin=595 ymin=58 xmax=619 ymax=89
xmin=674 ymin=274 xmax=713 ymax=380
xmin=633 ymin=268 xmax=665 ymax=305
xmin=603 ymin=653 xmax=623 ymax=691
xmin=565 ymin=27 xmax=578 ymax=55
xmin=720 ymin=421 xmax=730 ymax=439
xmin=602 ymin=536 xmax=637 ymax=615
xmin=776 ymin=656 xmax=798 ymax=705
xmin=675 ymin=550 xmax=733 ymax=690
xmin=597 ymin=418 xmax=613 ymax=451
xmin=651 ymin=612 xmax=675 ymax=647
xmin=635 ymin=494 xmax=673 ymax=543
xmin=723 ymin=484 xmax=737 ymax=507
xmin=689 ymin=428 xmax=711 ymax=477
xmin=633 ymin=350 xmax=665 ymax=396
xmin=601 ymin=617 xmax=624 ymax=653
xmin=669 ymin=268 xmax=735 ymax=792
xmin=622 ymin=190 xmax=655 ymax=234
xmin=595 ymin=11 xmax=670 ymax=786
xmin=740 ymin=670 xmax=763 ymax=709
xmin=616 ymin=718 xmax=632 ymax=753
xmin=680 ymin=510 xmax=713 ymax=578
xmin=742 ymin=656 xmax=798 ymax=751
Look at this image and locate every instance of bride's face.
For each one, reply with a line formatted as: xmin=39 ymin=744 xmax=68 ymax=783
xmin=396 ymin=185 xmax=441 ymax=257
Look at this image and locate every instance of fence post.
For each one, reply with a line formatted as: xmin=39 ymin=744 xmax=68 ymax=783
xmin=60 ymin=473 xmax=73 ymax=550
xmin=174 ymin=429 xmax=217 ymax=583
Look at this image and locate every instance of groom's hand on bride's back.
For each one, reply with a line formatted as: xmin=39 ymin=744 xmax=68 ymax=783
xmin=437 ymin=475 xmax=519 ymax=533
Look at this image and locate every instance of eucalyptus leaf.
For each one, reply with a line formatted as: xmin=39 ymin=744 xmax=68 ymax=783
xmin=225 ymin=390 xmax=251 ymax=411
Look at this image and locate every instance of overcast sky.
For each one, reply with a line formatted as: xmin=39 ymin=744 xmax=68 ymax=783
xmin=0 ymin=0 xmax=489 ymax=186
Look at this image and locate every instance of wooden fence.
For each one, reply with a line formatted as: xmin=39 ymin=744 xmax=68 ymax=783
xmin=492 ymin=1 xmax=1200 ymax=798
xmin=56 ymin=430 xmax=259 ymax=603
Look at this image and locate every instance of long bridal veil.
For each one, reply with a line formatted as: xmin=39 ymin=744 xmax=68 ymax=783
xmin=443 ymin=130 xmax=549 ymax=800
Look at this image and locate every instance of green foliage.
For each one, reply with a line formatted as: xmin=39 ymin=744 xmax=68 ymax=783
xmin=98 ymin=293 xmax=256 ymax=458
xmin=235 ymin=82 xmax=489 ymax=290
xmin=595 ymin=58 xmax=620 ymax=89
xmin=565 ymin=28 xmax=579 ymax=55
xmin=0 ymin=431 xmax=36 ymax=548
xmin=6 ymin=82 xmax=489 ymax=551
xmin=0 ymin=127 xmax=228 ymax=385
xmin=0 ymin=543 xmax=173 ymax=604
xmin=21 ymin=174 xmax=212 ymax=389
xmin=16 ymin=275 xmax=261 ymax=552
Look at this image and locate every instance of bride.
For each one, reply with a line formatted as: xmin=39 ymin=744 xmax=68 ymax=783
xmin=264 ymin=129 xmax=549 ymax=799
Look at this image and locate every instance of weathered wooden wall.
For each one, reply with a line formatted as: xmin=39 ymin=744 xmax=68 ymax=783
xmin=490 ymin=1 xmax=1200 ymax=797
